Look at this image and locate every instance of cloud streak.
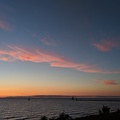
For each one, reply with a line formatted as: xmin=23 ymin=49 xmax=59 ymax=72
xmin=92 ymin=40 xmax=119 ymax=52
xmin=0 ymin=20 xmax=13 ymax=31
xmin=96 ymin=80 xmax=120 ymax=85
xmin=0 ymin=3 xmax=14 ymax=32
xmin=32 ymin=33 xmax=58 ymax=46
xmin=40 ymin=38 xmax=57 ymax=46
xmin=0 ymin=45 xmax=120 ymax=74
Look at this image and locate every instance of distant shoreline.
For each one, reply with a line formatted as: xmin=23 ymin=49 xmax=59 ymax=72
xmin=72 ymin=98 xmax=120 ymax=101
xmin=1 ymin=96 xmax=120 ymax=102
xmin=0 ymin=95 xmax=120 ymax=98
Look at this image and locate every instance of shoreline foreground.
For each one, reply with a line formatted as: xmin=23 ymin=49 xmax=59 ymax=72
xmin=40 ymin=106 xmax=120 ymax=120
xmin=74 ymin=110 xmax=120 ymax=120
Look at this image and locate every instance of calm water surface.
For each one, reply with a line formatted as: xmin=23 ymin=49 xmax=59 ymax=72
xmin=0 ymin=98 xmax=120 ymax=120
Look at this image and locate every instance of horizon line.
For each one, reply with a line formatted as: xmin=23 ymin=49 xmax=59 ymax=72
xmin=1 ymin=95 xmax=120 ymax=98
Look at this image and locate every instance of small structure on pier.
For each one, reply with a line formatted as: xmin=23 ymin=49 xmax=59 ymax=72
xmin=28 ymin=97 xmax=31 ymax=101
xmin=72 ymin=97 xmax=74 ymax=100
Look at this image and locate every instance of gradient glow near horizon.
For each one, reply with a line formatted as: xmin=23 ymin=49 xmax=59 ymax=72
xmin=0 ymin=0 xmax=120 ymax=97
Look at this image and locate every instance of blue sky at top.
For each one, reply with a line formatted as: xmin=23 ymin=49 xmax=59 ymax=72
xmin=0 ymin=0 xmax=120 ymax=96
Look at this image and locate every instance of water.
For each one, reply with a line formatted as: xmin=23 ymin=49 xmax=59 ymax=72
xmin=0 ymin=98 xmax=120 ymax=120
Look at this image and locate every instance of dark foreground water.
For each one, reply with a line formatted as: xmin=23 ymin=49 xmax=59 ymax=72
xmin=0 ymin=98 xmax=120 ymax=120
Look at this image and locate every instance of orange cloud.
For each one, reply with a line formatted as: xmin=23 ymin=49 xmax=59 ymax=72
xmin=0 ymin=20 xmax=13 ymax=31
xmin=92 ymin=40 xmax=119 ymax=52
xmin=96 ymin=80 xmax=120 ymax=85
xmin=0 ymin=45 xmax=120 ymax=74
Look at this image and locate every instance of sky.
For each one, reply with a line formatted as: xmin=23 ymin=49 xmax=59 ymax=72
xmin=0 ymin=0 xmax=120 ymax=97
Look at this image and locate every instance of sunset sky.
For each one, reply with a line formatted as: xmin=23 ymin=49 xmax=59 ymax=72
xmin=0 ymin=0 xmax=120 ymax=97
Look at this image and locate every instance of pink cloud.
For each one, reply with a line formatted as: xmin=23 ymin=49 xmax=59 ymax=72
xmin=0 ymin=45 xmax=92 ymax=68
xmin=81 ymin=69 xmax=120 ymax=74
xmin=0 ymin=20 xmax=13 ymax=31
xmin=96 ymin=80 xmax=119 ymax=85
xmin=0 ymin=45 xmax=120 ymax=74
xmin=92 ymin=40 xmax=119 ymax=52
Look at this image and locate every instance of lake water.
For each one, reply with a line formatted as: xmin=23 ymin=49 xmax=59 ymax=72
xmin=0 ymin=98 xmax=120 ymax=120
